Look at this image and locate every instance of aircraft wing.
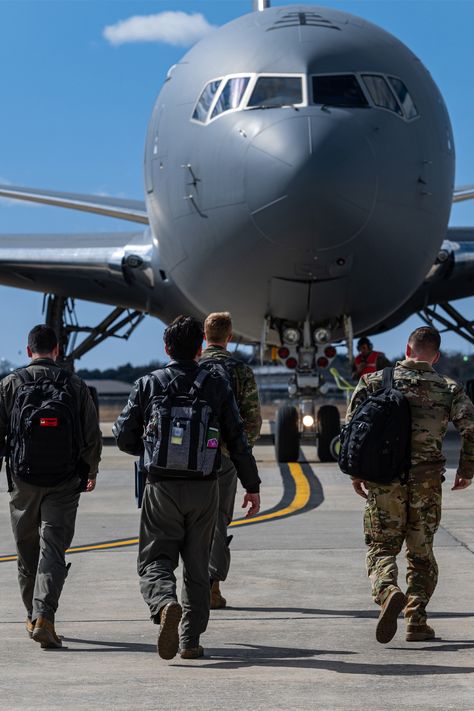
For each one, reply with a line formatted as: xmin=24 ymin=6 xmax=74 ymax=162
xmin=453 ymin=185 xmax=474 ymax=204
xmin=0 ymin=184 xmax=148 ymax=224
xmin=0 ymin=185 xmax=204 ymax=322
xmin=0 ymin=230 xmax=156 ymax=311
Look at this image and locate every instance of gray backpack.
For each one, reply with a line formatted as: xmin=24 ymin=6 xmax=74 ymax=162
xmin=143 ymin=368 xmax=220 ymax=478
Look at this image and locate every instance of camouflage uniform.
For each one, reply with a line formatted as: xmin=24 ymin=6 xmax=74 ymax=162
xmin=347 ymin=359 xmax=474 ymax=625
xmin=200 ymin=345 xmax=262 ymax=582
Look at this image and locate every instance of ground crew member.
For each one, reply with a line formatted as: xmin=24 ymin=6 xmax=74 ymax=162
xmin=113 ymin=316 xmax=260 ymax=660
xmin=348 ymin=326 xmax=474 ymax=643
xmin=200 ymin=312 xmax=262 ymax=609
xmin=0 ymin=324 xmax=102 ymax=648
xmin=352 ymin=337 xmax=391 ymax=380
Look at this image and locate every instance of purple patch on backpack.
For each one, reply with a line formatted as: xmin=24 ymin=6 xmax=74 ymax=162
xmin=207 ymin=438 xmax=219 ymax=449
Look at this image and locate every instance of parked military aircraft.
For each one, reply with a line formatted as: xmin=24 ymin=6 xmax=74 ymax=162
xmin=1 ymin=1 xmax=474 ymax=461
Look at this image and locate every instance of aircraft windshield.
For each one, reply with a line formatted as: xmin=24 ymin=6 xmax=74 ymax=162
xmin=362 ymin=75 xmax=402 ymax=116
xmin=312 ymin=75 xmax=368 ymax=108
xmin=211 ymin=77 xmax=250 ymax=119
xmin=193 ymin=80 xmax=222 ymax=122
xmin=247 ymin=76 xmax=303 ymax=108
xmin=388 ymin=77 xmax=419 ymax=119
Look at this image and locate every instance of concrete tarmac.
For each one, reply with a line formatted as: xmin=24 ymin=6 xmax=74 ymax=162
xmin=0 ymin=434 xmax=473 ymax=711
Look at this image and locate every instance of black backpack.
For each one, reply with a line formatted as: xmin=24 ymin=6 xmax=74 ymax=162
xmin=338 ymin=368 xmax=411 ymax=484
xmin=200 ymin=357 xmax=241 ymax=399
xmin=6 ymin=368 xmax=83 ymax=489
xmin=143 ymin=367 xmax=220 ymax=478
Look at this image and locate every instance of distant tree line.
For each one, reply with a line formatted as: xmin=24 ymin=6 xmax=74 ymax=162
xmin=76 ymin=361 xmax=165 ymax=383
xmin=72 ymin=351 xmax=474 ymax=386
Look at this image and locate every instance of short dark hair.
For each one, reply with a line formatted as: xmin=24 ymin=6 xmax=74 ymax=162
xmin=204 ymin=311 xmax=232 ymax=343
xmin=28 ymin=324 xmax=58 ymax=355
xmin=164 ymin=316 xmax=204 ymax=360
xmin=357 ymin=337 xmax=372 ymax=350
xmin=408 ymin=326 xmax=441 ymax=354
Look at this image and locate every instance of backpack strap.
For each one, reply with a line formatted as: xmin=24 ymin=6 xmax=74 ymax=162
xmin=190 ymin=368 xmax=209 ymax=394
xmin=382 ymin=367 xmax=394 ymax=389
xmin=151 ymin=368 xmax=173 ymax=391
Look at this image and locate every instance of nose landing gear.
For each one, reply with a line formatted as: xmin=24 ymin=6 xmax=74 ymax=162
xmin=268 ymin=312 xmax=354 ymax=463
xmin=274 ymin=396 xmax=341 ymax=463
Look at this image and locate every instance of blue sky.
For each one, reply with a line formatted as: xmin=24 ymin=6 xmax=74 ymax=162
xmin=1 ymin=0 xmax=473 ymax=367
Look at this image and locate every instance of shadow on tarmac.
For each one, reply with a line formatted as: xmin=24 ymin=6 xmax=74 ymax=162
xmin=391 ymin=641 xmax=474 ymax=652
xmin=61 ymin=637 xmax=156 ymax=653
xmin=180 ymin=643 xmax=474 ymax=675
xmin=229 ymin=607 xmax=474 ymax=620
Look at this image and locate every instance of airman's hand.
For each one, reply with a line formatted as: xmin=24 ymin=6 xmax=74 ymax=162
xmin=451 ymin=474 xmax=472 ymax=491
xmin=352 ymin=478 xmax=368 ymax=499
xmin=242 ymin=492 xmax=260 ymax=517
xmin=85 ymin=478 xmax=97 ymax=492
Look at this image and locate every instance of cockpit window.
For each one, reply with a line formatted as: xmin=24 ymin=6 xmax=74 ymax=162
xmin=387 ymin=77 xmax=419 ymax=119
xmin=312 ymin=75 xmax=368 ymax=108
xmin=211 ymin=77 xmax=251 ymax=119
xmin=192 ymin=80 xmax=222 ymax=122
xmin=247 ymin=76 xmax=303 ymax=108
xmin=362 ymin=75 xmax=402 ymax=116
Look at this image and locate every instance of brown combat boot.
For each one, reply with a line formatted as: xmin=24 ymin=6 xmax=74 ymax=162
xmin=376 ymin=588 xmax=408 ymax=644
xmin=157 ymin=602 xmax=182 ymax=660
xmin=210 ymin=580 xmax=227 ymax=609
xmin=32 ymin=617 xmax=62 ymax=649
xmin=25 ymin=618 xmax=35 ymax=639
xmin=406 ymin=623 xmax=435 ymax=642
xmin=180 ymin=645 xmax=204 ymax=659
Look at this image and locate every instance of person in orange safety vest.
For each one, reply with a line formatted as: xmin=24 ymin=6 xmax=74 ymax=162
xmin=352 ymin=337 xmax=391 ymax=380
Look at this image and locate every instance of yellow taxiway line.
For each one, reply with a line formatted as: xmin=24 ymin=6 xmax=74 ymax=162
xmin=0 ymin=462 xmax=312 ymax=562
xmin=230 ymin=462 xmax=310 ymax=526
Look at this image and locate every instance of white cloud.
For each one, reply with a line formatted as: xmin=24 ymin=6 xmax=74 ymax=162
xmin=103 ymin=11 xmax=216 ymax=47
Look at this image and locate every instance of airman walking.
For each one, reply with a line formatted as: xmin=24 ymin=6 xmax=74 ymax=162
xmin=348 ymin=326 xmax=474 ymax=642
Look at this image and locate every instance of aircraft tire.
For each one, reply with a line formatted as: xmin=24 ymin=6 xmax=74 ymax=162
xmin=275 ymin=404 xmax=300 ymax=463
xmin=317 ymin=405 xmax=340 ymax=463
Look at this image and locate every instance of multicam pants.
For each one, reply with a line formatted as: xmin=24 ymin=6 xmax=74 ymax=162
xmin=364 ymin=471 xmax=442 ymax=625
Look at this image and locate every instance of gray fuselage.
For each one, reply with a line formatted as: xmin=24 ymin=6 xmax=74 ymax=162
xmin=145 ymin=4 xmax=454 ymax=342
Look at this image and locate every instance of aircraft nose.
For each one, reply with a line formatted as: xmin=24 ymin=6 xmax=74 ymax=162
xmin=245 ymin=114 xmax=377 ymax=251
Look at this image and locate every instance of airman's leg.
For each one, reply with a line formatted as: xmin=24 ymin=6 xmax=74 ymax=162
xmin=180 ymin=480 xmax=218 ymax=652
xmin=364 ymin=480 xmax=407 ymax=605
xmin=209 ymin=456 xmax=238 ymax=608
xmin=9 ymin=477 xmax=43 ymax=620
xmin=405 ymin=475 xmax=442 ymax=628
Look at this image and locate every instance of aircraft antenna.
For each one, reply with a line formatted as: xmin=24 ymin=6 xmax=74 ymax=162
xmin=253 ymin=0 xmax=271 ymax=11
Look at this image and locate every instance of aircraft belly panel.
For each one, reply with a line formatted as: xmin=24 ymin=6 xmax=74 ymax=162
xmin=269 ymin=276 xmax=348 ymax=323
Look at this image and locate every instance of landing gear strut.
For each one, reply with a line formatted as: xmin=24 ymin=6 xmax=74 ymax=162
xmin=418 ymin=301 xmax=474 ymax=403
xmin=44 ymin=294 xmax=146 ymax=415
xmin=44 ymin=294 xmax=146 ymax=370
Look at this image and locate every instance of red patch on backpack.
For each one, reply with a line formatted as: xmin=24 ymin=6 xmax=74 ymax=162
xmin=39 ymin=418 xmax=58 ymax=427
